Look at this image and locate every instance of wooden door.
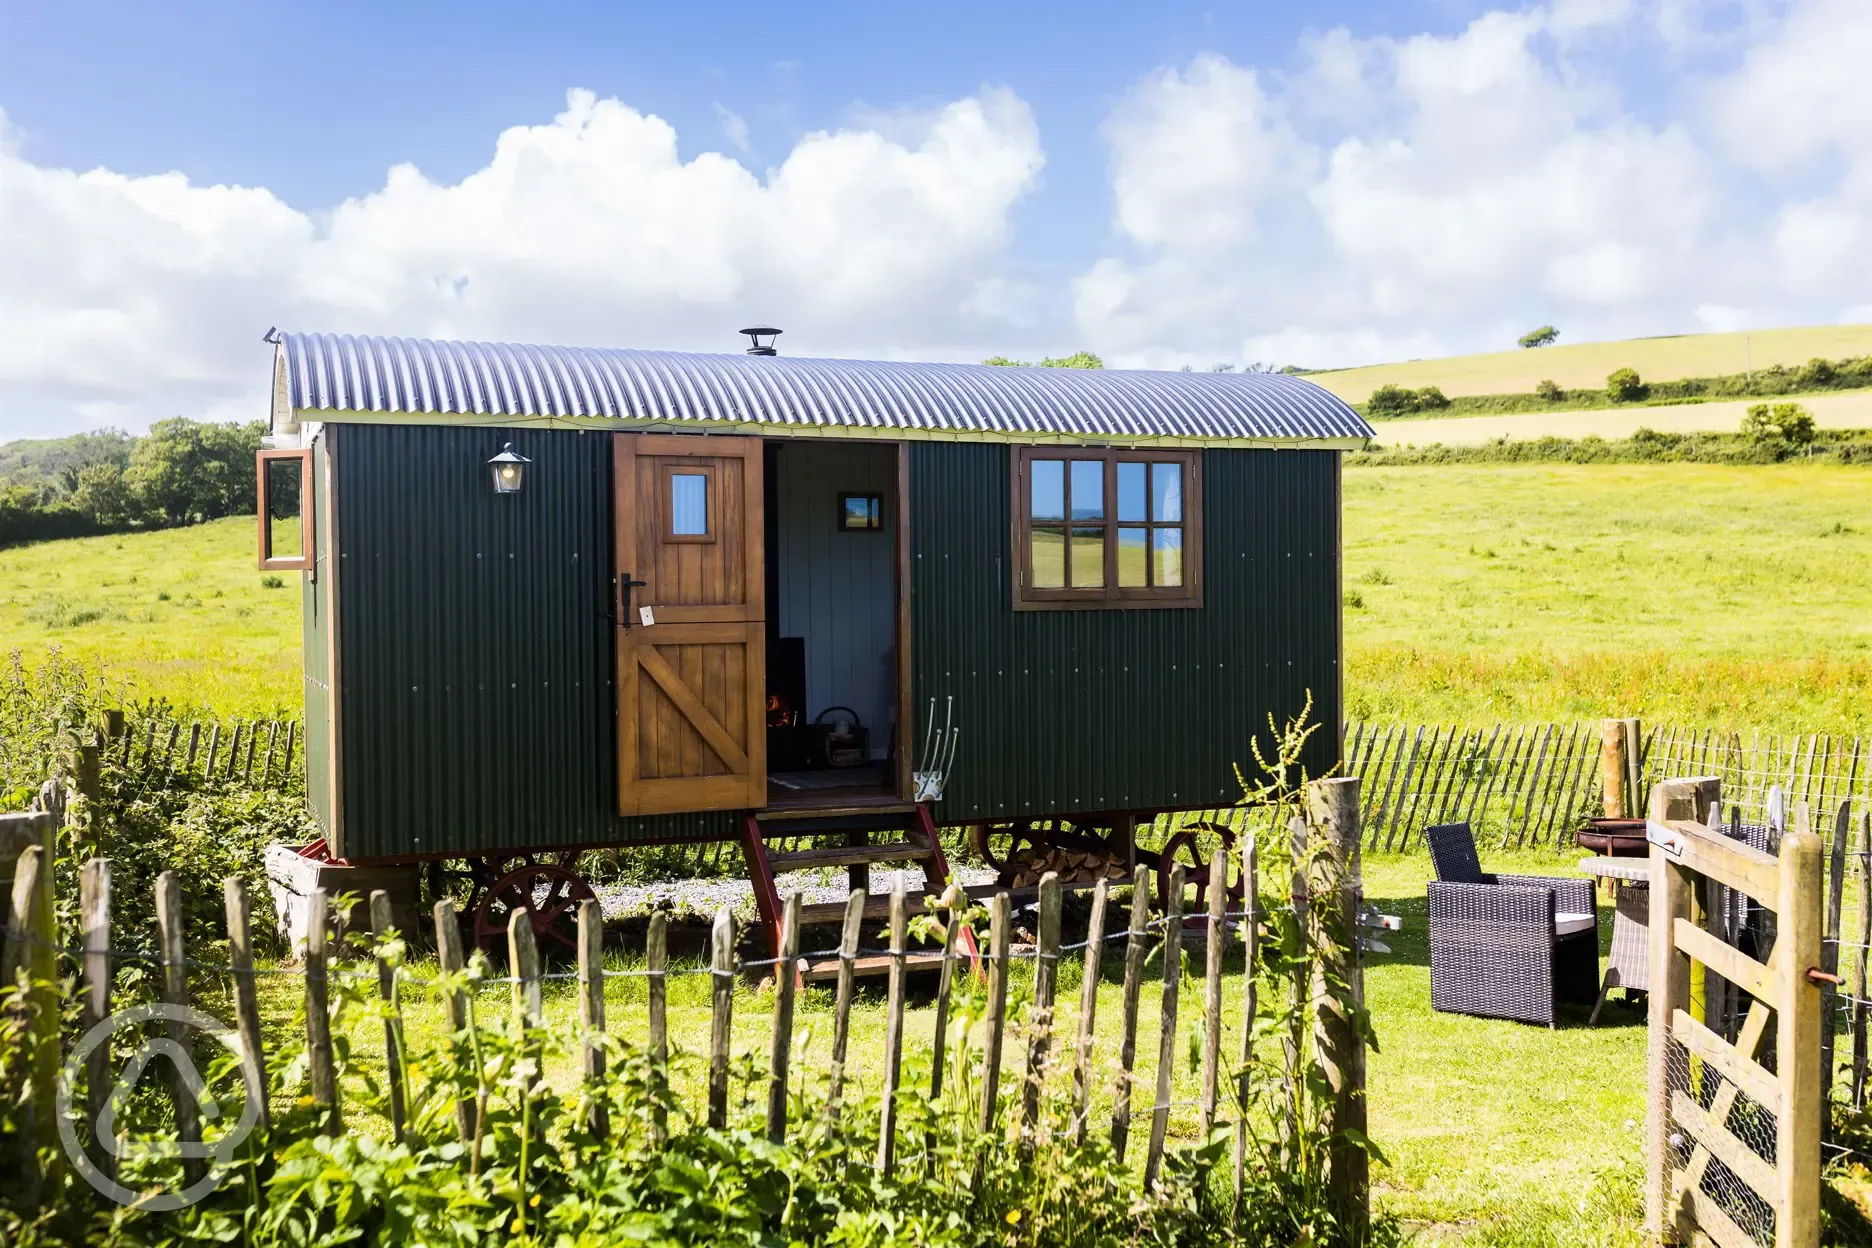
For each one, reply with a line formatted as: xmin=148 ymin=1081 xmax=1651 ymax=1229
xmin=613 ymin=434 xmax=766 ymax=816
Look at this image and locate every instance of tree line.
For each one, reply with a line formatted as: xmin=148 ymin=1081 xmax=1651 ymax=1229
xmin=0 ymin=418 xmax=266 ymax=546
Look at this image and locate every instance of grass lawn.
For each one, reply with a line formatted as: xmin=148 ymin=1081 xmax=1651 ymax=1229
xmin=216 ymin=851 xmax=1645 ymax=1246
xmin=1308 ymin=323 xmax=1872 ymax=403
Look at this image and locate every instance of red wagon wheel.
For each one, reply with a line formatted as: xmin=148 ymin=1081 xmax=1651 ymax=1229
xmin=1156 ymin=822 xmax=1245 ymax=918
xmin=472 ymin=862 xmax=596 ymax=954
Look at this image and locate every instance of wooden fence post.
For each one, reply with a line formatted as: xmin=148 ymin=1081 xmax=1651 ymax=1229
xmin=1144 ymin=863 xmax=1186 ymax=1188
xmin=578 ymin=898 xmax=608 ymax=1140
xmin=433 ymin=899 xmax=475 ymax=1144
xmin=185 ymin=723 xmax=202 ymax=778
xmin=707 ymin=906 xmax=734 ymax=1130
xmin=1071 ymin=877 xmax=1109 ymax=1146
xmin=510 ymin=911 xmax=543 ymax=1029
xmin=929 ymin=885 xmax=966 ymax=1110
xmin=979 ymin=891 xmax=1012 ymax=1142
xmin=1778 ymin=816 xmax=1823 ymax=1247
xmin=1110 ymin=866 xmax=1150 ymax=1161
xmin=1645 ymin=780 xmax=1698 ymax=1238
xmin=646 ymin=910 xmax=669 ymax=1145
xmin=1855 ymin=812 xmax=1872 ymax=1111
xmin=81 ymin=858 xmax=114 ymax=1178
xmin=282 ymin=721 xmax=298 ymax=778
xmin=3 ymin=831 xmax=56 ymax=1198
xmin=828 ymin=889 xmax=865 ymax=1119
xmin=878 ymin=880 xmax=909 ymax=1173
xmin=204 ymin=725 xmax=221 ymax=781
xmin=1602 ymin=718 xmax=1632 ymax=815
xmin=156 ymin=871 xmax=205 ymax=1186
xmin=368 ymin=890 xmax=407 ymax=1143
xmin=1309 ymin=776 xmax=1368 ymax=1234
xmin=1199 ymin=849 xmax=1227 ymax=1136
xmin=1233 ymin=833 xmax=1260 ymax=1229
xmin=1021 ymin=872 xmax=1062 ymax=1143
xmin=224 ymin=877 xmax=270 ymax=1131
xmin=767 ymin=892 xmax=801 ymax=1144
xmin=303 ymin=888 xmax=339 ymax=1134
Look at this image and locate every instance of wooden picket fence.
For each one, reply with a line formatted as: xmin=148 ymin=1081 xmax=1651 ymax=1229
xmin=0 ymin=779 xmax=1374 ymax=1223
xmin=113 ymin=715 xmax=303 ymax=792
xmin=1343 ymin=720 xmax=1872 ymax=854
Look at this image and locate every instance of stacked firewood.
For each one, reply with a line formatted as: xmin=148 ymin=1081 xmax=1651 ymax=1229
xmin=1004 ymin=845 xmax=1129 ymax=889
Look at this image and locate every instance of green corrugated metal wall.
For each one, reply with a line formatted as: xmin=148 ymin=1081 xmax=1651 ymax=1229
xmin=326 ymin=426 xmax=1340 ymax=859
xmin=907 ymin=442 xmax=1340 ymax=821
xmin=329 ymin=423 xmax=732 ymax=861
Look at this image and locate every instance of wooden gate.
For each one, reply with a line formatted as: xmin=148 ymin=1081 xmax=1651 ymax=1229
xmin=1646 ymin=778 xmax=1822 ymax=1248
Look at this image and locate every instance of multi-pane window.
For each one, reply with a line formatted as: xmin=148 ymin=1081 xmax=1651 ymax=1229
xmin=1012 ymin=448 xmax=1202 ymax=609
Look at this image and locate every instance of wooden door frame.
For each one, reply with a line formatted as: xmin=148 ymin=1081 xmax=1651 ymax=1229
xmin=894 ymin=439 xmax=913 ymax=799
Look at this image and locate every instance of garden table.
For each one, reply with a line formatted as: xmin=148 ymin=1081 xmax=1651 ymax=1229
xmin=1578 ymin=855 xmax=1650 ymax=1025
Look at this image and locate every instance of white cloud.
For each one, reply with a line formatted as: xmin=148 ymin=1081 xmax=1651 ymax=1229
xmin=1076 ymin=7 xmax=1742 ymax=368
xmin=714 ymin=103 xmax=751 ymax=153
xmin=0 ymin=88 xmax=1043 ymax=438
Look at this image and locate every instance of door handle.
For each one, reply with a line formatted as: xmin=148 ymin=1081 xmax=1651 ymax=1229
xmin=619 ymin=573 xmax=648 ymax=626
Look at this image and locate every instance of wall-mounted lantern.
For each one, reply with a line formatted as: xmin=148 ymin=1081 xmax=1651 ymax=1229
xmin=488 ymin=443 xmax=530 ymax=494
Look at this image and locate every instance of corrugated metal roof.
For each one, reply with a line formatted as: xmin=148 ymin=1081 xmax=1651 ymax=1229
xmin=277 ymin=332 xmax=1373 ymax=446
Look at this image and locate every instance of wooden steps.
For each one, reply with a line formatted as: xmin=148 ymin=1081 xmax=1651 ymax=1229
xmin=800 ymin=951 xmax=948 ymax=983
xmin=768 ymin=840 xmax=932 ymax=872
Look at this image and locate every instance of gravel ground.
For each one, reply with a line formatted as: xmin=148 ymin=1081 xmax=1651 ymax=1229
xmin=593 ymin=862 xmax=999 ymax=921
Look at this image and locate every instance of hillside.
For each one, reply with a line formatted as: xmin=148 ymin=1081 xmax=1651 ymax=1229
xmin=1309 ymin=323 xmax=1872 ymax=403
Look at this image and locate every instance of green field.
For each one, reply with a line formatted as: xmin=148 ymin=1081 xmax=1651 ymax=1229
xmin=1367 ymin=391 xmax=1872 ymax=446
xmin=1311 ymin=323 xmax=1872 ymax=404
xmin=1344 ymin=463 xmax=1872 ymax=729
xmin=0 ymin=516 xmax=301 ymax=716
xmin=6 ymin=463 xmax=1871 ymax=730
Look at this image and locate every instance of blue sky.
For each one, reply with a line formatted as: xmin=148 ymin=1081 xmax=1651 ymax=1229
xmin=0 ymin=0 xmax=1867 ymax=438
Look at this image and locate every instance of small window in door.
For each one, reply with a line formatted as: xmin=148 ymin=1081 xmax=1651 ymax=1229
xmin=662 ymin=465 xmax=717 ymax=542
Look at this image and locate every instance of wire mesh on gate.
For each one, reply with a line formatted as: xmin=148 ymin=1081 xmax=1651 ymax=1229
xmin=1665 ymin=1031 xmax=1779 ymax=1247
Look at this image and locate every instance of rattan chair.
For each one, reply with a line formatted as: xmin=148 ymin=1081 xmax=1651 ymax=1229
xmin=1426 ymin=823 xmax=1600 ymax=1027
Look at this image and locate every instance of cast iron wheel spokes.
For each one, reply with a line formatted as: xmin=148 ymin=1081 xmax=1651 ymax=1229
xmin=970 ymin=820 xmax=1036 ymax=878
xmin=472 ymin=862 xmax=597 ymax=954
xmin=1156 ymin=821 xmax=1245 ymax=918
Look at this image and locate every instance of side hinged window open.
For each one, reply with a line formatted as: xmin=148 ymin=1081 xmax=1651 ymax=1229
xmin=1012 ymin=446 xmax=1202 ymax=610
xmin=256 ymin=448 xmax=314 ymax=573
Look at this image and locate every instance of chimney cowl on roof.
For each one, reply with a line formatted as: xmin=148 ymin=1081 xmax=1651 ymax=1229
xmin=740 ymin=327 xmax=781 ymax=356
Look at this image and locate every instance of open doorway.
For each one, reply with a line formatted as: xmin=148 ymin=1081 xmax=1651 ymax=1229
xmin=762 ymin=439 xmax=904 ymax=809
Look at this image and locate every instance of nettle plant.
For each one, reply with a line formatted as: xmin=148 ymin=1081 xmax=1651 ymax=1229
xmin=1231 ymin=700 xmax=1398 ymax=1248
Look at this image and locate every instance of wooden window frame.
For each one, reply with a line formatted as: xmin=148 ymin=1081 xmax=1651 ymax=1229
xmin=660 ymin=462 xmax=719 ymax=544
xmin=255 ymin=448 xmax=315 ymax=573
xmin=1010 ymin=446 xmax=1203 ymax=611
xmin=837 ymin=491 xmax=883 ymax=531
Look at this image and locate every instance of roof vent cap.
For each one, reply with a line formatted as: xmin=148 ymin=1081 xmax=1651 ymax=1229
xmin=740 ymin=327 xmax=781 ymax=356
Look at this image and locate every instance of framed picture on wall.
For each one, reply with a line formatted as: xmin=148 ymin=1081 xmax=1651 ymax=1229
xmin=838 ymin=492 xmax=882 ymax=531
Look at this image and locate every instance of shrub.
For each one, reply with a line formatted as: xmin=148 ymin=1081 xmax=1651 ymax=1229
xmin=1519 ymin=325 xmax=1559 ymax=348
xmin=1366 ymin=384 xmax=1419 ymax=416
xmin=1606 ymin=367 xmax=1647 ymax=402
xmin=1801 ymin=357 xmax=1838 ymax=387
xmin=260 ymin=574 xmax=286 ymax=589
xmin=1535 ymin=379 xmax=1564 ymax=401
xmin=1742 ymin=401 xmax=1817 ymax=447
xmin=1414 ymin=385 xmax=1450 ymax=410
